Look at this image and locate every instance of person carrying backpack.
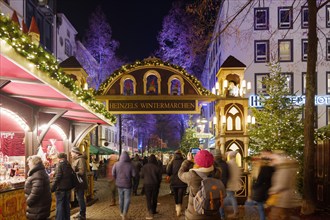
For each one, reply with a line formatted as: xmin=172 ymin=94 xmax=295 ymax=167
xmin=178 ymin=149 xmax=226 ymax=220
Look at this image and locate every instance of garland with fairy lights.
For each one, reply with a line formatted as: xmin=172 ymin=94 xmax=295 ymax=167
xmin=97 ymin=58 xmax=212 ymax=96
xmin=0 ymin=13 xmax=116 ymax=124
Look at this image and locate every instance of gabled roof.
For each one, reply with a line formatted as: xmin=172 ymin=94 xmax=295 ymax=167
xmin=221 ymin=55 xmax=246 ymax=68
xmin=59 ymin=56 xmax=83 ymax=68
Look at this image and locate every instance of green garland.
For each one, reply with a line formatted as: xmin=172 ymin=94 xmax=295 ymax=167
xmin=0 ymin=13 xmax=116 ymax=124
xmin=97 ymin=58 xmax=212 ymax=96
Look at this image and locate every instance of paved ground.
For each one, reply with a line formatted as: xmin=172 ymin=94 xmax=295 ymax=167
xmin=68 ymin=176 xmax=330 ymax=220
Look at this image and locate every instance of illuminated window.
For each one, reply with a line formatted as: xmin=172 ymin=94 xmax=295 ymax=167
xmin=255 ymin=73 xmax=269 ymax=95
xmin=235 ymin=117 xmax=241 ymax=130
xmin=278 ymin=39 xmax=293 ymax=62
xmin=283 ymin=72 xmax=293 ymax=94
xmin=227 ymin=117 xmax=233 ymax=131
xmin=302 ymin=72 xmax=317 ymax=95
xmin=227 ymin=106 xmax=242 ymax=131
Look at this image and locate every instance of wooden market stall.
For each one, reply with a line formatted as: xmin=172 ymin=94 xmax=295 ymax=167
xmin=0 ymin=12 xmax=115 ymax=219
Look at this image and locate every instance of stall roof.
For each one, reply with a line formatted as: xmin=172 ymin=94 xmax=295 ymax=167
xmin=0 ymin=44 xmax=114 ymax=127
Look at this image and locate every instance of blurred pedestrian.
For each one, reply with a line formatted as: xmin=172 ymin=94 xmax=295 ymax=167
xmin=141 ymin=154 xmax=163 ymax=219
xmin=225 ymin=151 xmax=241 ymax=219
xmin=107 ymin=154 xmax=118 ymax=206
xmin=25 ymin=155 xmax=52 ymax=220
xmin=166 ymin=150 xmax=187 ymax=217
xmin=213 ymin=149 xmax=230 ymax=219
xmin=71 ymin=147 xmax=88 ymax=220
xmin=51 ymin=153 xmax=74 ymax=220
xmin=131 ymin=154 xmax=143 ymax=196
xmin=249 ymin=150 xmax=275 ymax=220
xmin=90 ymin=157 xmax=100 ymax=181
xmin=267 ymin=150 xmax=301 ymax=220
xmin=178 ymin=150 xmax=225 ymax=220
xmin=112 ymin=151 xmax=136 ymax=220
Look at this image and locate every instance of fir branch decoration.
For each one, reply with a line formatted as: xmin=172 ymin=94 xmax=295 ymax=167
xmin=0 ymin=12 xmax=116 ymax=124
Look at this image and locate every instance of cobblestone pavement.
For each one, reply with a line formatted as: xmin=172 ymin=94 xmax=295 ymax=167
xmin=69 ymin=176 xmax=329 ymax=220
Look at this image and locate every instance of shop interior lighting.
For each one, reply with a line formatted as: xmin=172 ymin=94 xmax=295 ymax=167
xmin=39 ymin=124 xmax=67 ymax=140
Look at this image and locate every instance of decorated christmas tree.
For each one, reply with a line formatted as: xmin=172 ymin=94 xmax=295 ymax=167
xmin=248 ymin=62 xmax=304 ymax=162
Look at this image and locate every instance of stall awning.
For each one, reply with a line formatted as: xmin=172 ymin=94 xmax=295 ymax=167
xmin=0 ymin=42 xmax=114 ymax=127
xmin=90 ymin=145 xmax=118 ymax=155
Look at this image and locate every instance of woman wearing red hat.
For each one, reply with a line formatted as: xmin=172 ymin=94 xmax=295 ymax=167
xmin=178 ymin=150 xmax=225 ymax=220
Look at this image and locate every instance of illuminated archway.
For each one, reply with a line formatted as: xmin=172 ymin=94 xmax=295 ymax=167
xmin=0 ymin=107 xmax=30 ymax=131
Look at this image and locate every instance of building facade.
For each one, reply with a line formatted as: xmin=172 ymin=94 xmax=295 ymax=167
xmin=204 ymin=0 xmax=330 ymax=129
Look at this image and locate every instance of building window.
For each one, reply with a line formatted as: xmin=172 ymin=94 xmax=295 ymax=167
xmin=278 ymin=7 xmax=293 ymax=29
xmin=302 ymin=39 xmax=308 ymax=61
xmin=301 ymin=7 xmax=308 ymax=28
xmin=327 ymin=38 xmax=330 ymax=61
xmin=327 ymin=72 xmax=330 ymax=94
xmin=283 ymin=72 xmax=293 ymax=94
xmin=255 ymin=40 xmax=269 ymax=63
xmin=64 ymin=39 xmax=72 ymax=56
xmin=327 ymin=106 xmax=330 ymax=125
xmin=278 ymin=39 xmax=293 ymax=62
xmin=254 ymin=8 xmax=269 ymax=30
xmin=302 ymin=72 xmax=317 ymax=95
xmin=326 ymin=5 xmax=330 ymax=28
xmin=255 ymin=73 xmax=269 ymax=94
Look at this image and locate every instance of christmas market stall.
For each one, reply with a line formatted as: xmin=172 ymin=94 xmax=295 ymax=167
xmin=0 ymin=12 xmax=115 ymax=219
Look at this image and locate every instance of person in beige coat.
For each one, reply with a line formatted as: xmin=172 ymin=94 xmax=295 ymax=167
xmin=225 ymin=151 xmax=242 ymax=218
xmin=71 ymin=147 xmax=88 ymax=220
xmin=267 ymin=151 xmax=301 ymax=220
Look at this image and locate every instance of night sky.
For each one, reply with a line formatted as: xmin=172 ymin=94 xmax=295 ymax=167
xmin=57 ymin=0 xmax=174 ymax=61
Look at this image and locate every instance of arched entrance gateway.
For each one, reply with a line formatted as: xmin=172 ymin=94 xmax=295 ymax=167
xmin=95 ymin=57 xmax=251 ymax=203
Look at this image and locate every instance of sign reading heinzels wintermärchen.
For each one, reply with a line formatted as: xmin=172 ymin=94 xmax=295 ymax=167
xmin=95 ymin=58 xmax=217 ymax=115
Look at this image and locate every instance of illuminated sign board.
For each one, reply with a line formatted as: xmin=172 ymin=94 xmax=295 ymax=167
xmin=249 ymin=95 xmax=330 ymax=107
xmin=107 ymin=100 xmax=197 ymax=113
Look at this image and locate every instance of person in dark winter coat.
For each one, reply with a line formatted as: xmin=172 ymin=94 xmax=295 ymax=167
xmin=71 ymin=147 xmax=88 ymax=220
xmin=178 ymin=150 xmax=225 ymax=220
xmin=51 ymin=153 xmax=74 ymax=220
xmin=251 ymin=156 xmax=275 ymax=220
xmin=112 ymin=151 xmax=136 ymax=220
xmin=140 ymin=154 xmax=163 ymax=220
xmin=24 ymin=155 xmax=52 ymax=220
xmin=213 ymin=149 xmax=230 ymax=219
xmin=131 ymin=154 xmax=143 ymax=196
xmin=166 ymin=150 xmax=187 ymax=217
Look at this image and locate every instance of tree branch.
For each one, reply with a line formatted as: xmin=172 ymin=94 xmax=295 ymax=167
xmin=317 ymin=0 xmax=330 ymax=11
xmin=215 ymin=0 xmax=254 ymax=38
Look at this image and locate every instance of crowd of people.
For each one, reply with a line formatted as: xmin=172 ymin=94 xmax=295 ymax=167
xmin=23 ymin=147 xmax=300 ymax=220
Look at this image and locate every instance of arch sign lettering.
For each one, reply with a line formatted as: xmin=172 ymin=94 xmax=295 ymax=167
xmin=95 ymin=58 xmax=217 ymax=114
